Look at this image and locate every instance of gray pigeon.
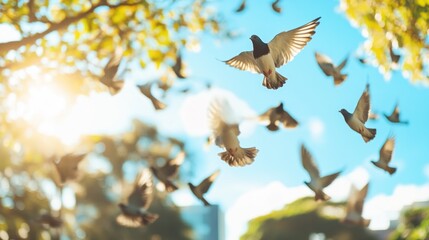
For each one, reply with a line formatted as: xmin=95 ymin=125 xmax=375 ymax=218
xmin=224 ymin=17 xmax=320 ymax=89
xmin=315 ymin=52 xmax=348 ymax=86
xmin=259 ymin=102 xmax=298 ymax=131
xmin=371 ymin=136 xmax=397 ymax=175
xmin=300 ymin=144 xmax=341 ymax=201
xmin=209 ymin=100 xmax=258 ymax=167
xmin=117 ymin=169 xmax=159 ymax=227
xmin=189 ymin=169 xmax=220 ymax=206
xmin=384 ymin=103 xmax=408 ymax=124
xmin=343 ymin=183 xmax=370 ymax=227
xmin=150 ymin=151 xmax=185 ymax=192
xmin=339 ymin=84 xmax=376 ymax=142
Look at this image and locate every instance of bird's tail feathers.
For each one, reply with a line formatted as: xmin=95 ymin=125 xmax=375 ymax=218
xmin=141 ymin=212 xmax=159 ymax=225
xmin=201 ymin=197 xmax=211 ymax=206
xmin=315 ymin=191 xmax=331 ymax=201
xmin=218 ymin=147 xmax=258 ymax=167
xmin=163 ymin=180 xmax=178 ymax=192
xmin=334 ymin=73 xmax=348 ymax=86
xmin=262 ymin=72 xmax=287 ymax=90
xmin=387 ymin=166 xmax=397 ymax=175
xmin=362 ymin=128 xmax=376 ymax=142
xmin=266 ymin=122 xmax=279 ymax=131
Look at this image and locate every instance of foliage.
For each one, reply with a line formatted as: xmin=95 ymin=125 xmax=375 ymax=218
xmin=389 ymin=205 xmax=429 ymax=240
xmin=241 ymin=197 xmax=378 ymax=240
xmin=340 ymin=0 xmax=429 ymax=84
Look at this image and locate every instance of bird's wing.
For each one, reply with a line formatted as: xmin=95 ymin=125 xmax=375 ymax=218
xmin=172 ymin=54 xmax=186 ymax=79
xmin=380 ymin=137 xmax=395 ymax=164
xmin=391 ymin=104 xmax=400 ymax=120
xmin=258 ymin=107 xmax=274 ymax=122
xmin=346 ymin=184 xmax=359 ymax=214
xmin=128 ymin=169 xmax=153 ymax=209
xmin=224 ymin=51 xmax=261 ymax=73
xmin=301 ymin=144 xmax=320 ymax=180
xmin=100 ymin=51 xmax=122 ymax=86
xmin=315 ymin=52 xmax=335 ymax=76
xmin=353 ymin=84 xmax=370 ymax=123
xmin=208 ymin=100 xmax=229 ymax=147
xmin=197 ymin=170 xmax=220 ymax=194
xmin=160 ymin=151 xmax=185 ymax=178
xmin=138 ymin=82 xmax=166 ymax=110
xmin=319 ymin=171 xmax=341 ymax=188
xmin=355 ymin=183 xmax=369 ymax=214
xmin=336 ymin=55 xmax=348 ymax=71
xmin=279 ymin=110 xmax=298 ymax=128
xmin=268 ymin=17 xmax=320 ymax=68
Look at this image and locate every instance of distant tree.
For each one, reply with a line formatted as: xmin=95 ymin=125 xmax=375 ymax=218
xmin=340 ymin=0 xmax=429 ymax=83
xmin=241 ymin=197 xmax=378 ymax=240
xmin=389 ymin=205 xmax=429 ymax=240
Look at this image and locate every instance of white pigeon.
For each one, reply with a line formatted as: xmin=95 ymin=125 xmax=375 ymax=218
xmin=343 ymin=183 xmax=370 ymax=227
xmin=224 ymin=17 xmax=321 ymax=89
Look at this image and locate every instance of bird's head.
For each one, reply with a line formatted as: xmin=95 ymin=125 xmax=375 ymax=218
xmin=250 ymin=35 xmax=262 ymax=43
xmin=339 ymin=109 xmax=351 ymax=119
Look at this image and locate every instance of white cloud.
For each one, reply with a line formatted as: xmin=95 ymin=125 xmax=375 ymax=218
xmin=424 ymin=165 xmax=429 ymax=179
xmin=307 ymin=118 xmax=325 ymax=141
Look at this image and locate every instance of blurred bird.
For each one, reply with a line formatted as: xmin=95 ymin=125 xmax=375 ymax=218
xmin=300 ymin=144 xmax=341 ymax=201
xmin=339 ymin=84 xmax=376 ymax=142
xmin=271 ymin=0 xmax=282 ymax=13
xmin=368 ymin=110 xmax=379 ymax=120
xmin=117 ymin=169 xmax=159 ymax=227
xmin=224 ymin=17 xmax=320 ymax=89
xmin=138 ymin=82 xmax=166 ymax=110
xmin=52 ymin=153 xmax=86 ymax=184
xmin=315 ymin=52 xmax=348 ymax=86
xmin=150 ymin=151 xmax=185 ymax=192
xmin=209 ymin=100 xmax=258 ymax=166
xmin=343 ymin=183 xmax=370 ymax=227
xmin=235 ymin=0 xmax=246 ymax=12
xmin=38 ymin=213 xmax=63 ymax=228
xmin=259 ymin=102 xmax=298 ymax=131
xmin=189 ymin=169 xmax=220 ymax=206
xmin=384 ymin=103 xmax=408 ymax=124
xmin=371 ymin=136 xmax=397 ymax=175
xmin=389 ymin=41 xmax=400 ymax=64
xmin=100 ymin=50 xmax=124 ymax=95
xmin=357 ymin=57 xmax=368 ymax=65
xmin=172 ymin=53 xmax=186 ymax=79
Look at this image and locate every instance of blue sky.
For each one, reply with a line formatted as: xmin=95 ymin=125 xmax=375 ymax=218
xmin=1 ymin=1 xmax=429 ymax=239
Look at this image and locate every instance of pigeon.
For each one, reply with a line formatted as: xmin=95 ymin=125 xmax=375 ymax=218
xmin=224 ymin=17 xmax=321 ymax=89
xmin=172 ymin=53 xmax=186 ymax=79
xmin=52 ymin=153 xmax=86 ymax=184
xmin=117 ymin=169 xmax=159 ymax=227
xmin=100 ymin=51 xmax=124 ymax=95
xmin=235 ymin=0 xmax=246 ymax=12
xmin=300 ymin=144 xmax=341 ymax=201
xmin=138 ymin=82 xmax=166 ymax=110
xmin=150 ymin=151 xmax=185 ymax=192
xmin=189 ymin=169 xmax=220 ymax=206
xmin=208 ymin=99 xmax=258 ymax=166
xmin=271 ymin=0 xmax=282 ymax=13
xmin=259 ymin=102 xmax=298 ymax=131
xmin=339 ymin=84 xmax=377 ymax=142
xmin=384 ymin=103 xmax=408 ymax=124
xmin=371 ymin=136 xmax=397 ymax=175
xmin=38 ymin=213 xmax=63 ymax=228
xmin=368 ymin=111 xmax=379 ymax=120
xmin=343 ymin=183 xmax=370 ymax=227
xmin=389 ymin=41 xmax=400 ymax=64
xmin=315 ymin=52 xmax=348 ymax=86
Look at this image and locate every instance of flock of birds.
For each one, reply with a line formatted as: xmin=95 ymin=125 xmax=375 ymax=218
xmin=39 ymin=16 xmax=410 ymax=232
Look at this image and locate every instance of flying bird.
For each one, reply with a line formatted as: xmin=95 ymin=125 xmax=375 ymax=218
xmin=339 ymin=84 xmax=376 ymax=142
xmin=315 ymin=52 xmax=348 ymax=86
xmin=224 ymin=17 xmax=321 ymax=89
xmin=100 ymin=50 xmax=124 ymax=95
xmin=300 ymin=144 xmax=341 ymax=201
xmin=117 ymin=169 xmax=159 ymax=227
xmin=371 ymin=136 xmax=397 ymax=175
xmin=150 ymin=151 xmax=185 ymax=192
xmin=368 ymin=110 xmax=379 ymax=120
xmin=209 ymin=99 xmax=258 ymax=166
xmin=384 ymin=103 xmax=408 ymax=124
xmin=259 ymin=102 xmax=298 ymax=131
xmin=189 ymin=169 xmax=220 ymax=206
xmin=138 ymin=82 xmax=166 ymax=110
xmin=172 ymin=53 xmax=186 ymax=79
xmin=235 ymin=0 xmax=246 ymax=12
xmin=52 ymin=153 xmax=86 ymax=184
xmin=343 ymin=183 xmax=370 ymax=227
xmin=271 ymin=0 xmax=282 ymax=13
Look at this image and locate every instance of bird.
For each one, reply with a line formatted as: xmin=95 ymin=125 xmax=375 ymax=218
xmin=224 ymin=17 xmax=321 ymax=90
xmin=138 ymin=82 xmax=166 ymax=110
xmin=117 ymin=169 xmax=159 ymax=228
xmin=339 ymin=84 xmax=377 ymax=142
xmin=371 ymin=136 xmax=397 ymax=175
xmin=343 ymin=183 xmax=370 ymax=227
xmin=258 ymin=102 xmax=298 ymax=131
xmin=368 ymin=110 xmax=379 ymax=120
xmin=52 ymin=153 xmax=86 ymax=184
xmin=189 ymin=169 xmax=220 ymax=206
xmin=271 ymin=0 xmax=282 ymax=13
xmin=300 ymin=144 xmax=341 ymax=201
xmin=208 ymin=99 xmax=258 ymax=166
xmin=384 ymin=103 xmax=408 ymax=124
xmin=150 ymin=151 xmax=185 ymax=192
xmin=235 ymin=0 xmax=246 ymax=12
xmin=100 ymin=50 xmax=124 ymax=95
xmin=315 ymin=52 xmax=348 ymax=86
xmin=172 ymin=53 xmax=186 ymax=79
